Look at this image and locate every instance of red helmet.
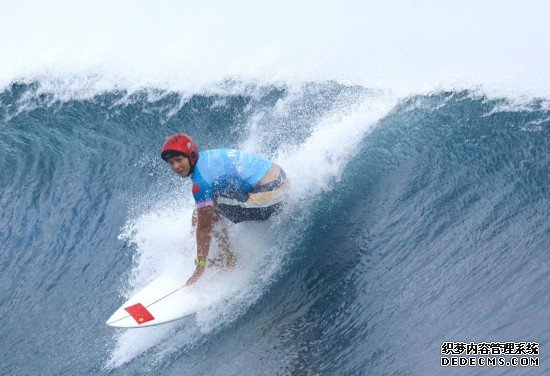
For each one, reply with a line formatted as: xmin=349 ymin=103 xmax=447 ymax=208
xmin=160 ymin=133 xmax=199 ymax=166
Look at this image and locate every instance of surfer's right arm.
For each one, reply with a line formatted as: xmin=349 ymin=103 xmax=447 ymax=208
xmin=186 ymin=204 xmax=214 ymax=285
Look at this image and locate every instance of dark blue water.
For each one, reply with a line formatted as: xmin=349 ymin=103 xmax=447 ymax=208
xmin=0 ymin=82 xmax=548 ymax=375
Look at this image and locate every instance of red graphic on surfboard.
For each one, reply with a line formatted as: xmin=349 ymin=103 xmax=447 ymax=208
xmin=124 ymin=303 xmax=155 ymax=324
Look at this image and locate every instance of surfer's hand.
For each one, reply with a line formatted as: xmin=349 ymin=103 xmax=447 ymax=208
xmin=186 ymin=266 xmax=205 ymax=285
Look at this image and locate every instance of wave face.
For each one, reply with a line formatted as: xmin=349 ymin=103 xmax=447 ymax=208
xmin=0 ymin=82 xmax=548 ymax=375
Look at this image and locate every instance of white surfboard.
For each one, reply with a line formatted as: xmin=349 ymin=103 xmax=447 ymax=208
xmin=106 ymin=273 xmax=201 ymax=328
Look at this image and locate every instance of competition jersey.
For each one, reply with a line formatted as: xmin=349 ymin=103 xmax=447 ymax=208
xmin=191 ymin=149 xmax=272 ymax=208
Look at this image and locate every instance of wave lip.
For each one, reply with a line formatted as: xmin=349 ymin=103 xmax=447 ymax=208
xmin=2 ymin=2 xmax=550 ymax=98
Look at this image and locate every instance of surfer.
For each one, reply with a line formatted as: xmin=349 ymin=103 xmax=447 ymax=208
xmin=160 ymin=133 xmax=290 ymax=285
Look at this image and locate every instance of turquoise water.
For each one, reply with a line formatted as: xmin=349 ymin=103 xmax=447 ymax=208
xmin=0 ymin=82 xmax=548 ymax=375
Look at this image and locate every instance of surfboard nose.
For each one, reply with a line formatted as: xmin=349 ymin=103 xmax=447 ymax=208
xmin=106 ymin=307 xmax=130 ymax=327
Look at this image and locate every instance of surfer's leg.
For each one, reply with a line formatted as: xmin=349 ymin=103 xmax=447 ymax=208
xmin=213 ymin=226 xmax=236 ymax=269
xmin=192 ymin=208 xmax=197 ymax=229
xmin=208 ymin=228 xmax=236 ymax=269
xmin=208 ymin=206 xmax=236 ymax=269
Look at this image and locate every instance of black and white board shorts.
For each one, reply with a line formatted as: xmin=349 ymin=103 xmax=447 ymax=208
xmin=216 ymin=169 xmax=290 ymax=223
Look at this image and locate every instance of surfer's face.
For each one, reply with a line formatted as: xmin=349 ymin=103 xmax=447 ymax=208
xmin=167 ymin=155 xmax=191 ymax=177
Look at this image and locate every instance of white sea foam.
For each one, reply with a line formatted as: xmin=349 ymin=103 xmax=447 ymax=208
xmin=1 ymin=0 xmax=549 ymax=100
xmin=106 ymin=88 xmax=397 ymax=368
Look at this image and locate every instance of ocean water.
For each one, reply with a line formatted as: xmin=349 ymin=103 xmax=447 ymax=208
xmin=0 ymin=80 xmax=548 ymax=375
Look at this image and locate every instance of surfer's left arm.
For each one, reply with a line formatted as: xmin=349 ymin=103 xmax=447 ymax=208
xmin=186 ymin=204 xmax=214 ymax=285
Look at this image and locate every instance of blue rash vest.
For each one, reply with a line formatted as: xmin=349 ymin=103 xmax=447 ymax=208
xmin=190 ymin=149 xmax=272 ymax=208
